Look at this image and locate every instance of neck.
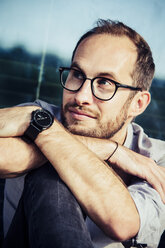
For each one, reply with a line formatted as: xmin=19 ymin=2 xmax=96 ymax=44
xmin=110 ymin=124 xmax=129 ymax=145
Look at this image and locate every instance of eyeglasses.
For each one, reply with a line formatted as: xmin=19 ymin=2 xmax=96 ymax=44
xmin=59 ymin=67 xmax=142 ymax=101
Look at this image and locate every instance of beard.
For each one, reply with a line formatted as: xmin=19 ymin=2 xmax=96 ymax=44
xmin=61 ymin=100 xmax=130 ymax=139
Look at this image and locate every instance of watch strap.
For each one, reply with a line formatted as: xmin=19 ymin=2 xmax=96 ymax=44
xmin=24 ymin=122 xmax=41 ymax=141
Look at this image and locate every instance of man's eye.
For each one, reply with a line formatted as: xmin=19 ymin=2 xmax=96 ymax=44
xmin=72 ymin=70 xmax=84 ymax=80
xmin=97 ymin=79 xmax=111 ymax=86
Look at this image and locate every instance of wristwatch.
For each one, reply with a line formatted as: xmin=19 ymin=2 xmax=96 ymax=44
xmin=24 ymin=108 xmax=54 ymax=141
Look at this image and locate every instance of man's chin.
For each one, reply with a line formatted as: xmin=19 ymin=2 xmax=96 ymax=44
xmin=63 ymin=117 xmax=97 ymax=135
xmin=62 ymin=113 xmax=123 ymax=139
xmin=66 ymin=124 xmax=113 ymax=139
xmin=67 ymin=124 xmax=95 ymax=137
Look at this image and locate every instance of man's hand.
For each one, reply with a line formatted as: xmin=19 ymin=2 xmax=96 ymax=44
xmin=75 ymin=135 xmax=165 ymax=203
xmin=0 ymin=137 xmax=46 ymax=178
xmin=109 ymin=145 xmax=165 ymax=203
xmin=0 ymin=106 xmax=39 ymax=137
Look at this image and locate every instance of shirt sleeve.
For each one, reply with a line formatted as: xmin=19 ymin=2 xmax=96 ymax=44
xmin=17 ymin=99 xmax=61 ymax=121
xmin=128 ymin=180 xmax=165 ymax=247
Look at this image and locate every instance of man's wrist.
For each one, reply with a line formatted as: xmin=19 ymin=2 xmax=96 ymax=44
xmin=23 ymin=108 xmax=54 ymax=142
xmin=106 ymin=142 xmax=119 ymax=162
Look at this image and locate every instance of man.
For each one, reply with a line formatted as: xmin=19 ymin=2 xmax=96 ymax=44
xmin=0 ymin=19 xmax=165 ymax=248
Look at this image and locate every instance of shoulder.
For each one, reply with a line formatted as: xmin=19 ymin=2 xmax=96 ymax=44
xmin=34 ymin=99 xmax=61 ymax=121
xmin=18 ymin=99 xmax=61 ymax=121
xmin=131 ymin=122 xmax=165 ymax=166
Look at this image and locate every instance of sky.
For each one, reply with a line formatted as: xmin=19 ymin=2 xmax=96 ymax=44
xmin=0 ymin=0 xmax=165 ymax=79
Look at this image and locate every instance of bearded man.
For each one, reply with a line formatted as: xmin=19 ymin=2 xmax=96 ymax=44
xmin=0 ymin=19 xmax=165 ymax=248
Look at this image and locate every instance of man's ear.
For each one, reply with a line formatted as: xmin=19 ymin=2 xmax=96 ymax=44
xmin=128 ymin=91 xmax=151 ymax=118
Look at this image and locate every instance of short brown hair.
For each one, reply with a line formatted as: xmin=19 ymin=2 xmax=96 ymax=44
xmin=72 ymin=19 xmax=155 ymax=91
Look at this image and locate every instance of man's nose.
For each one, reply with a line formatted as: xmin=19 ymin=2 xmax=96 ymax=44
xmin=74 ymin=79 xmax=94 ymax=105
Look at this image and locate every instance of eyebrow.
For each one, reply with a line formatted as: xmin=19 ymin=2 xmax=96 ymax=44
xmin=97 ymin=72 xmax=119 ymax=82
xmin=70 ymin=61 xmax=120 ymax=82
xmin=70 ymin=62 xmax=85 ymax=73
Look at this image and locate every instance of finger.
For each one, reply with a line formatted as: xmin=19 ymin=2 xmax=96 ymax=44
xmin=146 ymin=177 xmax=165 ymax=203
xmin=157 ymin=167 xmax=165 ymax=199
xmin=146 ymin=168 xmax=165 ymax=203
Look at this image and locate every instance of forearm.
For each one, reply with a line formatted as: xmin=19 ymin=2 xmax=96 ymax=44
xmin=0 ymin=105 xmax=40 ymax=137
xmin=73 ymin=135 xmax=132 ymax=185
xmin=0 ymin=137 xmax=46 ymax=178
xmin=74 ymin=135 xmax=117 ymax=160
xmin=35 ymin=119 xmax=140 ymax=240
xmin=0 ymin=105 xmax=46 ymax=177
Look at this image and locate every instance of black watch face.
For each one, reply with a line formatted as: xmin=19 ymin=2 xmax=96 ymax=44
xmin=34 ymin=110 xmax=53 ymax=128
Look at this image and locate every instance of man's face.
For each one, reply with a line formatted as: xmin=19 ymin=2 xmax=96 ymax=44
xmin=62 ymin=34 xmax=137 ymax=141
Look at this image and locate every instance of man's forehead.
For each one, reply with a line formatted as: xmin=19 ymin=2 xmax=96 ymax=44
xmin=72 ymin=34 xmax=137 ymax=83
xmin=74 ymin=34 xmax=137 ymax=56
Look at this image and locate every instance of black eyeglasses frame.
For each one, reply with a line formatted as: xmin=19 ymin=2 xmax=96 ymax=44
xmin=59 ymin=67 xmax=142 ymax=101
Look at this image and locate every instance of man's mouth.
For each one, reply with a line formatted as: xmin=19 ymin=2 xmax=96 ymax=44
xmin=68 ymin=107 xmax=97 ymax=120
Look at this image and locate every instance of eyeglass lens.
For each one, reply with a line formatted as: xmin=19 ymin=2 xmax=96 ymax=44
xmin=61 ymin=68 xmax=116 ymax=100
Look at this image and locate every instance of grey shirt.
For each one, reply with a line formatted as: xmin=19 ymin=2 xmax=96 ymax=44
xmin=3 ymin=100 xmax=165 ymax=248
